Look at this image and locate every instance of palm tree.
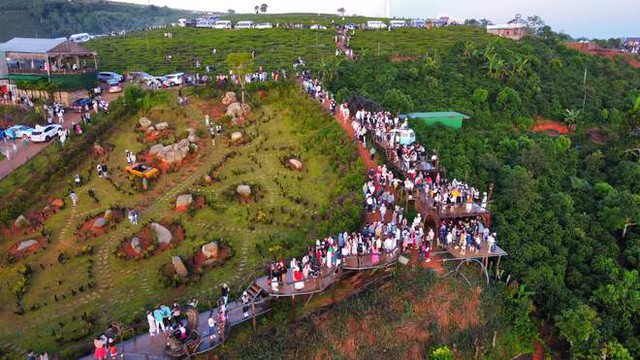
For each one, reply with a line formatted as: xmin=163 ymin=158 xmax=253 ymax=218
xmin=337 ymin=7 xmax=346 ymax=16
xmin=462 ymin=40 xmax=476 ymax=60
xmin=564 ymin=109 xmax=582 ymax=132
xmin=260 ymin=3 xmax=268 ymax=13
xmin=254 ymin=5 xmax=259 ymax=14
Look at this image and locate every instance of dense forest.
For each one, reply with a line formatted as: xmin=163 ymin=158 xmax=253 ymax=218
xmin=323 ymin=26 xmax=640 ymax=358
xmin=0 ymin=0 xmax=193 ymax=41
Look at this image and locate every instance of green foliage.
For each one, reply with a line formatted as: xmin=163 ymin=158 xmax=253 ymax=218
xmin=429 ymin=345 xmax=454 ymax=360
xmin=556 ymin=304 xmax=601 ymax=358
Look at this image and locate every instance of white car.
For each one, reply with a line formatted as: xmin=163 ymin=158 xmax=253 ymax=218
xmin=98 ymin=71 xmax=124 ymax=82
xmin=235 ymin=21 xmax=254 ymax=29
xmin=310 ymin=24 xmax=327 ymax=30
xmin=30 ymin=124 xmax=62 ymax=142
xmin=164 ymin=73 xmax=184 ymax=86
xmin=255 ymin=23 xmax=273 ymax=29
xmin=213 ymin=20 xmax=232 ymax=29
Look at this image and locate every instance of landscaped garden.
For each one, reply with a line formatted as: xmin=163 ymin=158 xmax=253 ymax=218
xmin=0 ymin=80 xmax=364 ymax=357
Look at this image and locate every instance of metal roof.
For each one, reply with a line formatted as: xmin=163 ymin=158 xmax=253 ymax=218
xmin=404 ymin=112 xmax=470 ymax=119
xmin=0 ymin=37 xmax=67 ymax=54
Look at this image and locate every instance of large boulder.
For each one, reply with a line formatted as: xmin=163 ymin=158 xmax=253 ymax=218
xmin=138 ymin=117 xmax=152 ymax=128
xmin=176 ymin=139 xmax=191 ymax=157
xmin=103 ymin=209 xmax=113 ymax=220
xmin=288 ymin=158 xmax=303 ymax=170
xmin=92 ymin=217 xmax=107 ymax=228
xmin=187 ymin=128 xmax=197 ymax=143
xmin=17 ymin=239 xmax=38 ymax=252
xmin=131 ymin=237 xmax=142 ymax=254
xmin=201 ymin=241 xmax=219 ymax=259
xmin=149 ymin=144 xmax=164 ymax=156
xmin=236 ymin=184 xmax=251 ymax=197
xmin=50 ymin=198 xmax=64 ymax=208
xmin=155 ymin=122 xmax=169 ymax=131
xmin=151 ymin=223 xmax=172 ymax=244
xmin=226 ymin=102 xmax=251 ymax=118
xmin=221 ymin=91 xmax=237 ymax=105
xmin=175 ymin=194 xmax=193 ymax=211
xmin=230 ymin=132 xmax=243 ymax=142
xmin=172 ymin=256 xmax=189 ymax=277
xmin=14 ymin=215 xmax=30 ymax=229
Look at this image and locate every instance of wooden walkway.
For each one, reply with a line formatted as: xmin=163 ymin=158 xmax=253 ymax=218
xmin=254 ymin=267 xmax=339 ymax=297
xmin=78 ymin=299 xmax=271 ymax=360
xmin=342 ymin=251 xmax=400 ymax=270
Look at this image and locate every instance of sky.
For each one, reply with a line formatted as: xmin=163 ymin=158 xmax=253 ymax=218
xmin=122 ymin=0 xmax=638 ymax=38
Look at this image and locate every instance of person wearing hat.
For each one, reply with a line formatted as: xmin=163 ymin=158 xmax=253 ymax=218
xmin=241 ymin=291 xmax=250 ymax=318
xmin=93 ymin=337 xmax=107 ymax=360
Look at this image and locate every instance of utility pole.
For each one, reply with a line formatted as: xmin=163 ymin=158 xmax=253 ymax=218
xmin=582 ymin=67 xmax=587 ymax=114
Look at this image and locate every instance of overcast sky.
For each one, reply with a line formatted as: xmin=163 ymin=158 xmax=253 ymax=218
xmin=123 ymin=0 xmax=637 ymax=38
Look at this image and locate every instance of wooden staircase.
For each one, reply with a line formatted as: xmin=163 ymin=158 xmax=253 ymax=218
xmin=244 ymin=281 xmax=265 ymax=303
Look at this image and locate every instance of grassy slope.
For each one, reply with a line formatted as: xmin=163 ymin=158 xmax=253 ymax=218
xmin=0 ymin=84 xmax=362 ymax=357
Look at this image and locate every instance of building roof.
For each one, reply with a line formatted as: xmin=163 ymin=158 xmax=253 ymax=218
xmin=405 ymin=111 xmax=470 ymax=119
xmin=0 ymin=38 xmax=67 ymax=54
xmin=47 ymin=41 xmax=97 ymax=56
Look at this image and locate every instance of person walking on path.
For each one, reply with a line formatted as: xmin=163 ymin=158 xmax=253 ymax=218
xmin=69 ymin=191 xmax=78 ymax=206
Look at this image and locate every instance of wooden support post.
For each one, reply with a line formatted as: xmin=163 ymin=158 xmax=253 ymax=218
xmin=290 ymin=295 xmax=296 ymax=322
xmin=251 ymin=302 xmax=256 ymax=331
xmin=495 ymin=255 xmax=501 ymax=280
xmin=331 ymin=267 xmax=339 ymax=303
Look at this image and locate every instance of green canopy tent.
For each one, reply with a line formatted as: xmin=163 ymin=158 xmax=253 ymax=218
xmin=400 ymin=111 xmax=470 ymax=130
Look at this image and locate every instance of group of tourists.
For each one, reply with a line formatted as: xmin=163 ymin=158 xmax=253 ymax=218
xmin=439 ymin=217 xmax=497 ymax=255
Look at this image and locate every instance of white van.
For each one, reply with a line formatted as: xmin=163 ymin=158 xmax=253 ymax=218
xmin=366 ymin=21 xmax=387 ymax=30
xmin=389 ymin=128 xmax=416 ymax=146
xmin=390 ymin=20 xmax=407 ymax=29
xmin=235 ymin=21 xmax=254 ymax=29
xmin=178 ymin=18 xmax=187 ymax=27
xmin=164 ymin=73 xmax=184 ymax=86
xmin=213 ymin=20 xmax=233 ymax=29
xmin=69 ymin=33 xmax=91 ymax=43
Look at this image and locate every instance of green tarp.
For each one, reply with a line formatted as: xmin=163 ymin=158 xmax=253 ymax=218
xmin=6 ymin=72 xmax=95 ymax=90
xmin=402 ymin=111 xmax=470 ymax=130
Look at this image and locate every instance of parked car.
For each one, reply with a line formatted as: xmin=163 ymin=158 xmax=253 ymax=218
xmin=98 ymin=71 xmax=124 ymax=82
xmin=255 ymin=23 xmax=273 ymax=29
xmin=130 ymin=71 xmax=155 ymax=84
xmin=30 ymin=124 xmax=62 ymax=142
xmin=5 ymin=125 xmax=35 ymax=139
xmin=212 ymin=20 xmax=232 ymax=29
xmin=309 ymin=24 xmax=327 ymax=30
xmin=125 ymin=163 xmax=160 ymax=179
xmin=164 ymin=73 xmax=184 ymax=86
xmin=107 ymin=79 xmax=123 ymax=93
xmin=71 ymin=98 xmax=93 ymax=112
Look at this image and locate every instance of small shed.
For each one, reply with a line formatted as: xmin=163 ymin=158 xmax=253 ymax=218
xmin=401 ymin=111 xmax=470 ymax=130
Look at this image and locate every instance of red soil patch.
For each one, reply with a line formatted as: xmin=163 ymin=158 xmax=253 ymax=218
xmin=117 ymin=221 xmax=185 ymax=260
xmin=585 ymin=127 xmax=611 ymax=144
xmin=175 ymin=195 xmax=206 ymax=212
xmin=7 ymin=236 xmax=47 ymax=256
xmin=390 ymin=54 xmax=420 ymax=62
xmin=532 ymin=118 xmax=568 ymax=135
xmin=1 ymin=198 xmax=65 ymax=238
xmin=190 ymin=243 xmax=232 ymax=268
xmin=566 ymin=42 xmax=640 ymax=68
xmin=74 ymin=209 xmax=125 ymax=242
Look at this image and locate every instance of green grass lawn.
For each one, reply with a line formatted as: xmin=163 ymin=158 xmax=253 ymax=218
xmin=87 ymin=27 xmax=338 ymax=75
xmin=0 ymin=82 xmax=363 ymax=357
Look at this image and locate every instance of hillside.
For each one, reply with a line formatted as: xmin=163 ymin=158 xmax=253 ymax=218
xmin=0 ymin=0 xmax=195 ymax=42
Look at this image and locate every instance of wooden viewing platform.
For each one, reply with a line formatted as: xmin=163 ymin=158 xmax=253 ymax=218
xmin=341 ymin=251 xmax=400 ymax=270
xmin=254 ymin=267 xmax=339 ymax=297
xmin=78 ymin=299 xmax=271 ymax=360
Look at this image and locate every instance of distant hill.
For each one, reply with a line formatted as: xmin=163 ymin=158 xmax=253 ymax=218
xmin=0 ymin=0 xmax=196 ymax=42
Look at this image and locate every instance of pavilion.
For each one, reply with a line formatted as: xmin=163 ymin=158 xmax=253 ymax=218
xmin=0 ymin=37 xmax=98 ymax=90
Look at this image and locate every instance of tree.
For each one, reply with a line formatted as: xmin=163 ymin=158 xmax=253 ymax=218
xmin=555 ymin=304 xmax=601 ymax=358
xmin=227 ymin=9 xmax=235 ymax=14
xmin=260 ymin=3 xmax=268 ymax=13
xmin=563 ymin=109 xmax=581 ymax=132
xmin=254 ymin=5 xmax=259 ymax=14
xmin=600 ymin=342 xmax=633 ymax=360
xmin=337 ymin=7 xmax=345 ymax=17
xmin=526 ymin=15 xmax=546 ymax=35
xmin=225 ymin=52 xmax=254 ymax=104
xmin=382 ymin=88 xmax=414 ymax=114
